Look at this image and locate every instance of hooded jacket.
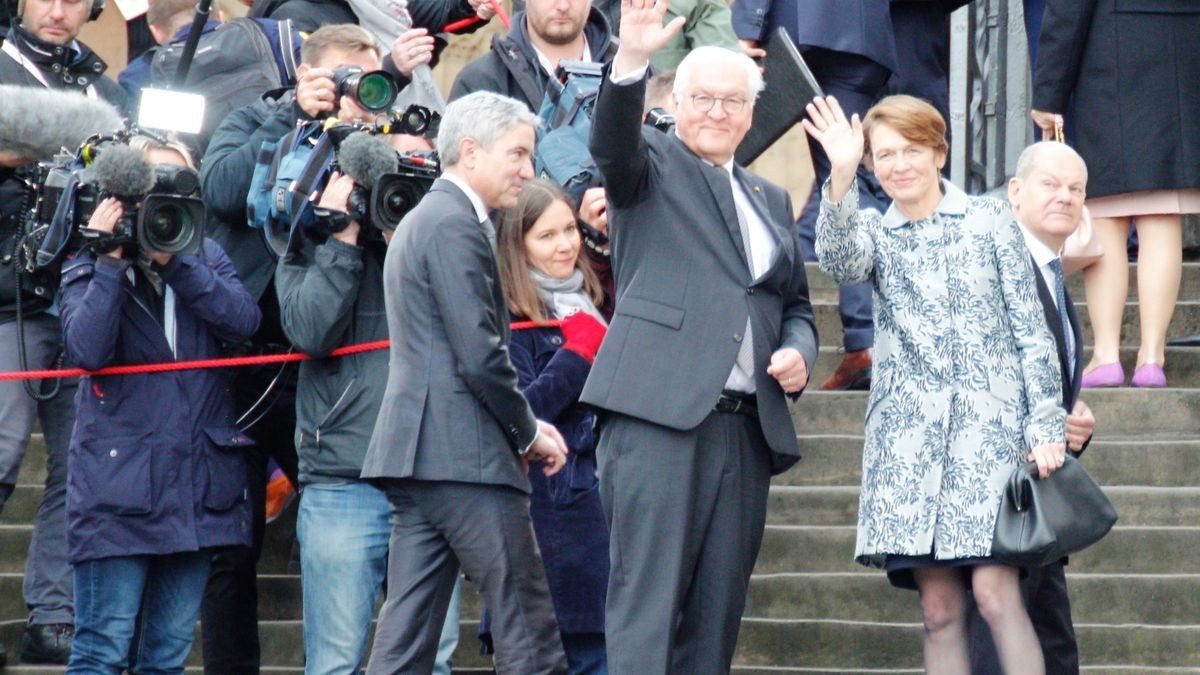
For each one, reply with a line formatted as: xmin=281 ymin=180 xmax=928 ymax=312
xmin=448 ymin=7 xmax=617 ymax=110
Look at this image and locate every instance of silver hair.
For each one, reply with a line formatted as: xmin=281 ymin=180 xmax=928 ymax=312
xmin=436 ymin=92 xmax=540 ymax=167
xmin=673 ymin=46 xmax=765 ymax=102
xmin=1014 ymin=141 xmax=1088 ymax=183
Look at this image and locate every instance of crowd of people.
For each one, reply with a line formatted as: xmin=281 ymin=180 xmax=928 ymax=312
xmin=0 ymin=0 xmax=1196 ymax=673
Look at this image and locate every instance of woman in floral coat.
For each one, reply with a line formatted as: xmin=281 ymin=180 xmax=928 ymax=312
xmin=804 ymin=95 xmax=1067 ymax=674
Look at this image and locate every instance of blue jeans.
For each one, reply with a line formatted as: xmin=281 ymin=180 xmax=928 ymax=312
xmin=298 ymin=481 xmax=460 ymax=675
xmin=69 ymin=551 xmax=212 ymax=674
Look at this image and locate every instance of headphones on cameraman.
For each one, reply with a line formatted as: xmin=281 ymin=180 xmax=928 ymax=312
xmin=16 ymin=0 xmax=105 ymax=23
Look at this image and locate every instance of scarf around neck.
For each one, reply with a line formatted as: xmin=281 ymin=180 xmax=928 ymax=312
xmin=530 ymin=267 xmax=606 ymax=325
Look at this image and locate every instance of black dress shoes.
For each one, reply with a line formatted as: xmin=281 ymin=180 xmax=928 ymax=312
xmin=1167 ymin=333 xmax=1200 ymax=347
xmin=20 ymin=623 xmax=74 ymax=665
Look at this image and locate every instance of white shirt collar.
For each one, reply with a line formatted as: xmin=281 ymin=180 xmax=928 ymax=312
xmin=1016 ymin=219 xmax=1061 ymax=269
xmin=441 ymin=171 xmax=490 ymax=222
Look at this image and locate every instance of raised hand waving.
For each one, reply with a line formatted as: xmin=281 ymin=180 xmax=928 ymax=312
xmin=801 ymin=96 xmax=864 ymax=203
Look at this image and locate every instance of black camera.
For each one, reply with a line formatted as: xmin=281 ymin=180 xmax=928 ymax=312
xmin=27 ymin=140 xmax=207 ymax=268
xmin=645 ymin=107 xmax=675 ymax=133
xmin=346 ymin=152 xmax=439 ymax=233
xmin=331 ymin=66 xmax=399 ymax=113
xmin=382 ymin=104 xmax=436 ymax=137
xmin=72 ymin=165 xmax=206 ymax=258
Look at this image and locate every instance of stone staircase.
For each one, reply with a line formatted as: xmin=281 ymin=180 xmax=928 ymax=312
xmin=3 ymin=261 xmax=1199 ymax=673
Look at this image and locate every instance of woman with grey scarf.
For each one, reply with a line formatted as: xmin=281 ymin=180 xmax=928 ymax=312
xmin=486 ymin=178 xmax=610 ymax=674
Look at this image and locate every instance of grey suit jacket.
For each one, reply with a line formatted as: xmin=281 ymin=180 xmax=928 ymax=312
xmin=360 ymin=179 xmax=539 ymax=492
xmin=582 ymin=71 xmax=819 ymax=466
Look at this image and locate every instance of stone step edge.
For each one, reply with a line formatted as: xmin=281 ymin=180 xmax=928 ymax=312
xmin=769 ymin=485 xmax=1200 ymax=495
xmin=6 ymin=571 xmax=1199 ymax=583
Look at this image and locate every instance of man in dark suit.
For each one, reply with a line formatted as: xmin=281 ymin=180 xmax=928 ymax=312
xmin=583 ymin=2 xmax=819 ymax=671
xmin=731 ymin=0 xmax=896 ymax=390
xmin=970 ymin=141 xmax=1097 ymax=675
xmin=360 ymin=90 xmax=570 ymax=675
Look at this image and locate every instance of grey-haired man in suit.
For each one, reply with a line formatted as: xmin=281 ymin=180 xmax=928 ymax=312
xmin=361 ymin=91 xmax=570 ymax=675
xmin=582 ymin=1 xmax=819 ymax=671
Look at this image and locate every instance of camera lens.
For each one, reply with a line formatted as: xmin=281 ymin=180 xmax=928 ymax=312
xmin=396 ymin=106 xmax=431 ymax=135
xmin=146 ymin=203 xmax=190 ymax=247
xmin=138 ymin=194 xmax=204 ymax=256
xmin=372 ymin=171 xmax=435 ymax=230
xmin=355 ymin=72 xmax=396 ymax=111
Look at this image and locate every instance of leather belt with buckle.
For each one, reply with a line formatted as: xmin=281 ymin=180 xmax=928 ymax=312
xmin=714 ymin=390 xmax=758 ymax=418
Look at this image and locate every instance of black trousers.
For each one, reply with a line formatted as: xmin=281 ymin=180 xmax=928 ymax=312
xmin=968 ymin=560 xmax=1080 ymax=675
xmin=200 ymin=357 xmax=299 ymax=674
xmin=597 ymin=410 xmax=773 ymax=674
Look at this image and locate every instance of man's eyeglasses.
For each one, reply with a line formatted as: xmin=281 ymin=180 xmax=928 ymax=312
xmin=689 ymin=94 xmax=749 ymax=115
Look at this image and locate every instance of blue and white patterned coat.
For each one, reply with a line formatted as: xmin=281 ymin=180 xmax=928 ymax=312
xmin=816 ymin=179 xmax=1065 ymax=567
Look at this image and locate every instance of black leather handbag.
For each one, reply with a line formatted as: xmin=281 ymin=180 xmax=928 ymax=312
xmin=991 ymin=455 xmax=1119 ymax=567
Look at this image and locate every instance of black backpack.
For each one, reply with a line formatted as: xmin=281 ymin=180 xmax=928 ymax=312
xmin=150 ymin=17 xmax=298 ymax=154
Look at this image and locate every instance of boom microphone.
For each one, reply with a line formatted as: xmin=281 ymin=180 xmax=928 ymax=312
xmin=338 ymin=132 xmax=399 ymax=189
xmin=92 ymin=144 xmax=155 ymax=197
xmin=0 ymin=86 xmax=124 ymax=161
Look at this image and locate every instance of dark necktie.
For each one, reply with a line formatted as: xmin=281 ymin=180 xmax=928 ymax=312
xmin=1048 ymin=258 xmax=1075 ymax=372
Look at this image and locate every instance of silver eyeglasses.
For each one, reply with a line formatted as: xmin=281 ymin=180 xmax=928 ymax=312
xmin=689 ymin=94 xmax=749 ymax=115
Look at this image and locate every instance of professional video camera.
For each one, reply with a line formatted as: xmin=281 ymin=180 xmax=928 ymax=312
xmin=26 ymin=130 xmax=206 ymax=270
xmin=256 ymin=104 xmax=441 ymax=256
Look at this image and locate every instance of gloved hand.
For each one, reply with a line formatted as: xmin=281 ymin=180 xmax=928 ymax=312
xmin=560 ymin=311 xmax=607 ymax=363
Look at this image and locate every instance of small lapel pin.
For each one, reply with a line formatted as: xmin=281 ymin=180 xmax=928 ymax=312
xmin=753 ymin=185 xmax=761 ymax=193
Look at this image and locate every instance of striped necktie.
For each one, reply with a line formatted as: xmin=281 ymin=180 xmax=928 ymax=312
xmin=1048 ymin=258 xmax=1075 ymax=372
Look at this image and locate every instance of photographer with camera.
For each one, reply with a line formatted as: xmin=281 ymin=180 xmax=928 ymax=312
xmin=274 ymin=129 xmax=413 ymax=672
xmin=57 ymin=135 xmax=261 ymax=674
xmin=0 ymin=0 xmax=126 ymax=665
xmin=197 ymin=23 xmax=454 ymax=674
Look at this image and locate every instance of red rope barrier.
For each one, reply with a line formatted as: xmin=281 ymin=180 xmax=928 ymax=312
xmin=443 ymin=0 xmax=510 ymax=33
xmin=0 ymin=320 xmax=563 ymax=382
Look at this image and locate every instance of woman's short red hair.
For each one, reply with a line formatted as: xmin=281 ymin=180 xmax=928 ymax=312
xmin=862 ymin=95 xmax=949 ymax=169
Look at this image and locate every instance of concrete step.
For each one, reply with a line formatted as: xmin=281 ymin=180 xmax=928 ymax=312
xmin=789 ymin=389 xmax=1200 ymax=438
xmin=808 ymin=345 xmax=1200 ymax=389
xmin=755 ymin=525 xmax=1200 ymax=575
xmin=803 ymin=261 xmax=1200 ymax=306
xmin=744 ymin=572 xmax=1200 ymax=625
xmin=0 ymin=617 xmax=497 ymax=672
xmin=809 ymin=300 xmax=1200 ymax=349
xmin=8 ymin=574 xmax=1199 ymax=670
xmin=10 ymin=569 xmax=1193 ymax=638
xmin=731 ymin=619 xmax=1200 ymax=669
xmin=775 ymin=435 xmax=1200 ymax=488
xmin=766 ymin=485 xmax=1200 ymax=527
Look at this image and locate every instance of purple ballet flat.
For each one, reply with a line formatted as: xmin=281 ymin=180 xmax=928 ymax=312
xmin=1131 ymin=363 xmax=1167 ymax=388
xmin=1081 ymin=362 xmax=1125 ymax=388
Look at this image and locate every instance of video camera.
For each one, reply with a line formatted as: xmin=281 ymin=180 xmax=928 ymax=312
xmin=256 ymin=105 xmax=441 ymax=256
xmin=22 ymin=129 xmax=206 ymax=272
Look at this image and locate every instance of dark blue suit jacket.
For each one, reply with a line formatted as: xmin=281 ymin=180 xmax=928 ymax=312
xmin=730 ymin=0 xmax=899 ymax=74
